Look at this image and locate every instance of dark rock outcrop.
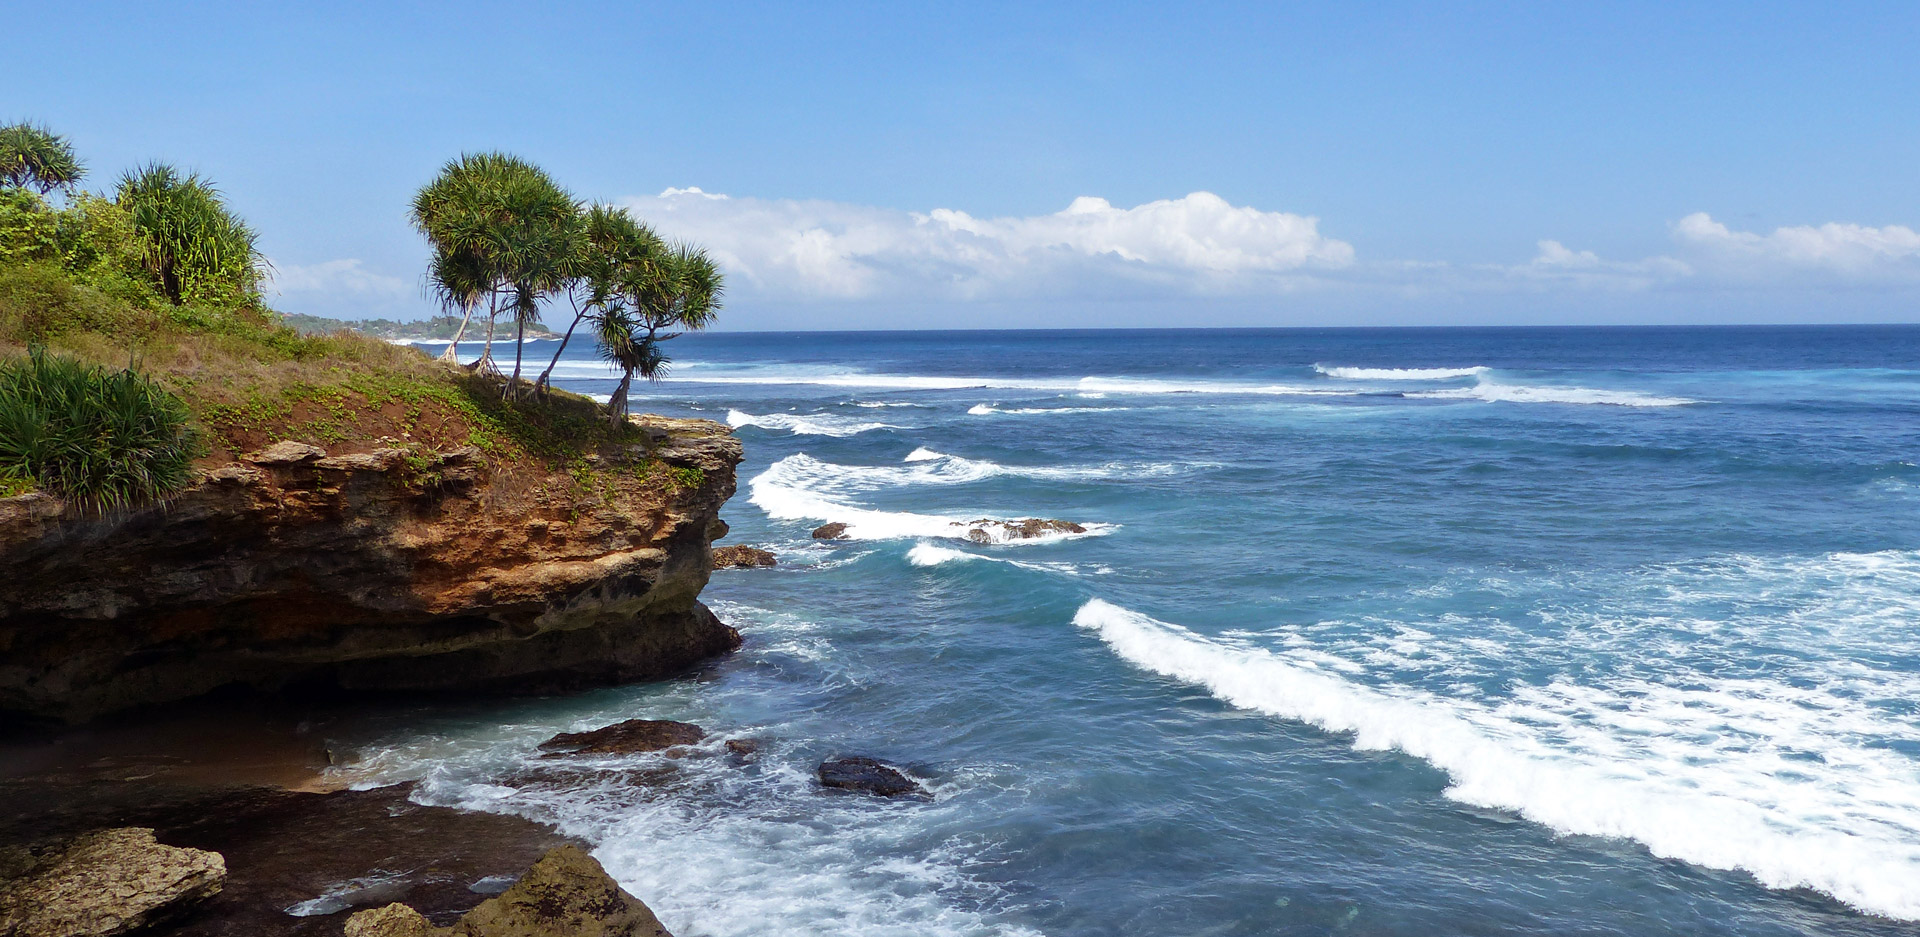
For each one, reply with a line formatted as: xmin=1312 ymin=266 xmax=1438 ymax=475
xmin=817 ymin=757 xmax=926 ymax=797
xmin=710 ymin=545 xmax=776 ymax=569
xmin=723 ymin=739 xmax=759 ymax=757
xmin=0 ymin=780 xmax=576 ymax=935
xmin=537 ymin=720 xmax=706 ymax=757
xmin=963 ymin=518 xmax=1087 ymax=544
xmin=810 ymin=522 xmax=849 ymax=540
xmin=344 ymin=845 xmax=671 ymax=937
xmin=0 ymin=417 xmax=743 ymax=724
xmin=0 ymin=827 xmax=224 ymax=937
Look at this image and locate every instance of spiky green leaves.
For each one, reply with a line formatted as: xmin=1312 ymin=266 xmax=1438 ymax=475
xmin=0 ymin=347 xmax=199 ymax=511
xmin=411 ymin=153 xmax=581 ymax=323
xmin=116 ymin=164 xmax=264 ymax=306
xmin=0 ymin=123 xmax=84 ymax=195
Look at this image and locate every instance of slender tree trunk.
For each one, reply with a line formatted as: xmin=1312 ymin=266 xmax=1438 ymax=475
xmin=474 ymin=293 xmax=500 ymax=376
xmin=438 ymin=303 xmax=477 ymax=363
xmin=607 ymin=371 xmax=633 ymax=428
xmin=536 ymin=297 xmax=588 ymax=394
xmin=507 ymin=318 xmax=526 ymax=398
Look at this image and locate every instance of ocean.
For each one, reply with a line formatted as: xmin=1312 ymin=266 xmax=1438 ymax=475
xmin=335 ymin=326 xmax=1920 ymax=936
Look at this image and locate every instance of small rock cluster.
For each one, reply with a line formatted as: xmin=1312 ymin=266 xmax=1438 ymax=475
xmin=343 ymin=845 xmax=671 ymax=937
xmin=711 ymin=545 xmax=777 ymax=569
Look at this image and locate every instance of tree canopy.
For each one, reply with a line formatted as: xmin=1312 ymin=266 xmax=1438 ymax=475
xmin=0 ymin=123 xmax=84 ymax=195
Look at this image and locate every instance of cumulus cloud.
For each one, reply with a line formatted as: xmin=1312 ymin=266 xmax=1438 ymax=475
xmin=1671 ymin=213 xmax=1920 ymax=279
xmin=268 ymin=258 xmax=409 ymax=296
xmin=620 ymin=189 xmax=1353 ymax=301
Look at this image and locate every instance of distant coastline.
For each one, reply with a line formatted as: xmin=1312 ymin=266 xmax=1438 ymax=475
xmin=281 ymin=312 xmax=559 ymax=342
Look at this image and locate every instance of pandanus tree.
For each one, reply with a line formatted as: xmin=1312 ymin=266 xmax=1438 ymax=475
xmin=599 ymin=244 xmax=723 ymax=426
xmin=0 ymin=123 xmax=84 ymax=195
xmin=115 ymin=164 xmax=264 ymax=306
xmin=534 ymin=204 xmax=665 ymax=394
xmin=411 ymin=153 xmax=579 ymax=385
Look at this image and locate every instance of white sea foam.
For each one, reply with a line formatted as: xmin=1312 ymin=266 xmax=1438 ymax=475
xmin=1073 ymin=562 xmax=1920 ymax=920
xmin=906 ymin=542 xmax=1098 ymax=576
xmin=726 ymin=410 xmax=897 ymax=437
xmin=967 ymin=403 xmax=1127 ymax=415
xmin=651 ymin=370 xmax=1358 ymax=398
xmin=1314 ymin=365 xmax=1490 ymax=380
xmin=1407 ymin=379 xmax=1698 ymax=407
xmin=328 ymin=602 xmax=1042 ymax=937
xmin=749 ymin=454 xmax=1116 ymax=544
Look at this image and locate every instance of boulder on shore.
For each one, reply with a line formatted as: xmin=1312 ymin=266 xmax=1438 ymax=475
xmin=811 ymin=522 xmax=850 ymax=540
xmin=964 ymin=518 xmax=1087 ymax=544
xmin=345 ymin=845 xmax=672 ymax=937
xmin=711 ymin=545 xmax=777 ymax=569
xmin=817 ymin=757 xmax=926 ymax=797
xmin=0 ymin=827 xmax=225 ymax=937
xmin=538 ymin=720 xmax=707 ymax=757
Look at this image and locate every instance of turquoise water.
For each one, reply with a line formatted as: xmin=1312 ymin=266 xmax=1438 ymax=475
xmin=345 ymin=326 xmax=1920 ymax=936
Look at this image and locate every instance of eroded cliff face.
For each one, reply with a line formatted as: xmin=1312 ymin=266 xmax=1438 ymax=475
xmin=0 ymin=417 xmax=743 ymax=725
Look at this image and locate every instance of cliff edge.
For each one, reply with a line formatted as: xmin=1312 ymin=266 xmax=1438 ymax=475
xmin=0 ymin=415 xmax=742 ymax=725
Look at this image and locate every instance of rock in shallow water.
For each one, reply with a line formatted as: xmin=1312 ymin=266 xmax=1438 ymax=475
xmin=817 ymin=757 xmax=926 ymax=797
xmin=811 ymin=522 xmax=850 ymax=540
xmin=711 ymin=545 xmax=777 ymax=569
xmin=964 ymin=518 xmax=1087 ymax=543
xmin=345 ymin=845 xmax=671 ymax=937
xmin=0 ymin=827 xmax=225 ymax=937
xmin=538 ymin=720 xmax=706 ymax=756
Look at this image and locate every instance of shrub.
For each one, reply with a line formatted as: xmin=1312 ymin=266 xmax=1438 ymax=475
xmin=0 ymin=263 xmax=138 ymax=343
xmin=0 ymin=346 xmax=199 ymax=510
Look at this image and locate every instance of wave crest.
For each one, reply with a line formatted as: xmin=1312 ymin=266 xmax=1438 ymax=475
xmin=1072 ymin=596 xmax=1920 ymax=920
xmin=726 ymin=410 xmax=897 ymax=436
xmin=1314 ymin=365 xmax=1489 ymax=380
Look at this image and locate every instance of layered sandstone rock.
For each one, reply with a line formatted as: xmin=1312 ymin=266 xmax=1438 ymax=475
xmin=0 ymin=828 xmax=224 ymax=937
xmin=0 ymin=417 xmax=742 ymax=724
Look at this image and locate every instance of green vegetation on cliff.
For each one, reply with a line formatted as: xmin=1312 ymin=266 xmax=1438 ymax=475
xmin=0 ymin=123 xmax=718 ymax=509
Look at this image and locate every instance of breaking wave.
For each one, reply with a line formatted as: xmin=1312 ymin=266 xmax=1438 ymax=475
xmin=1407 ymin=379 xmax=1698 ymax=407
xmin=748 ymin=454 xmax=1115 ymax=543
xmin=726 ymin=410 xmax=897 ymax=437
xmin=1073 ymin=573 xmax=1920 ymax=921
xmin=1314 ymin=365 xmax=1490 ymax=380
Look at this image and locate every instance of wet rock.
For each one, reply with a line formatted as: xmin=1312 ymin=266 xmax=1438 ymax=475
xmin=344 ymin=845 xmax=672 ymax=937
xmin=811 ymin=522 xmax=849 ymax=540
xmin=724 ymin=739 xmax=759 ymax=757
xmin=964 ymin=518 xmax=1087 ymax=544
xmin=817 ymin=757 xmax=925 ymax=797
xmin=0 ymin=827 xmax=225 ymax=937
xmin=344 ymin=902 xmax=436 ymax=937
xmin=538 ymin=720 xmax=706 ymax=757
xmin=711 ymin=545 xmax=777 ymax=569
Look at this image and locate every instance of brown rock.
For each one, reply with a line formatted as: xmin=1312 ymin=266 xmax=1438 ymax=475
xmin=0 ymin=418 xmax=745 ymax=724
xmin=0 ymin=828 xmax=225 ymax=937
xmin=711 ymin=545 xmax=776 ymax=569
xmin=538 ymin=720 xmax=706 ymax=756
xmin=964 ymin=518 xmax=1088 ymax=543
xmin=817 ymin=757 xmax=926 ymax=797
xmin=724 ymin=739 xmax=759 ymax=757
xmin=811 ymin=522 xmax=849 ymax=540
xmin=344 ymin=846 xmax=672 ymax=937
xmin=243 ymin=441 xmax=326 ymax=465
xmin=344 ymin=903 xmax=438 ymax=937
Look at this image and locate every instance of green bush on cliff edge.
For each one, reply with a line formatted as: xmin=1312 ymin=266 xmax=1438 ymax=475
xmin=0 ymin=346 xmax=199 ymax=509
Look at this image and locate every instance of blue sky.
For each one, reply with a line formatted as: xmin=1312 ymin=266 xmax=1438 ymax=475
xmin=15 ymin=2 xmax=1920 ymax=328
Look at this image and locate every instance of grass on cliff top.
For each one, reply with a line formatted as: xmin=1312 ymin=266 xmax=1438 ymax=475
xmin=0 ymin=262 xmax=696 ymax=499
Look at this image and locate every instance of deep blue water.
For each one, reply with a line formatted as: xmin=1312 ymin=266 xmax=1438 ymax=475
xmin=344 ymin=326 xmax=1920 ymax=936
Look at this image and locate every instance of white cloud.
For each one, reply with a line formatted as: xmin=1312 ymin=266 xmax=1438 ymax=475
xmin=1671 ymin=212 xmax=1920 ymax=279
xmin=620 ymin=189 xmax=1353 ymax=301
xmin=268 ymin=258 xmax=409 ymax=297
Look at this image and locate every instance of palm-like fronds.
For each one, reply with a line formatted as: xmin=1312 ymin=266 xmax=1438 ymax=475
xmin=115 ymin=163 xmax=263 ymax=305
xmin=0 ymin=347 xmax=198 ymax=512
xmin=0 ymin=123 xmax=84 ymax=195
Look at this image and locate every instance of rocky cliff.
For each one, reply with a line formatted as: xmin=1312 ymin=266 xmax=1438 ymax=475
xmin=0 ymin=416 xmax=742 ymax=725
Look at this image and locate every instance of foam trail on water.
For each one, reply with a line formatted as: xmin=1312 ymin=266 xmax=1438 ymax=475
xmin=1408 ymin=379 xmax=1697 ymax=407
xmin=1072 ymin=597 xmax=1920 ymax=920
xmin=968 ymin=403 xmax=1127 ymax=416
xmin=749 ymin=455 xmax=1116 ymax=543
xmin=1315 ymin=365 xmax=1489 ymax=380
xmin=906 ymin=543 xmax=1098 ymax=576
xmin=650 ymin=370 xmax=1361 ymax=397
xmin=727 ymin=409 xmax=897 ymax=437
